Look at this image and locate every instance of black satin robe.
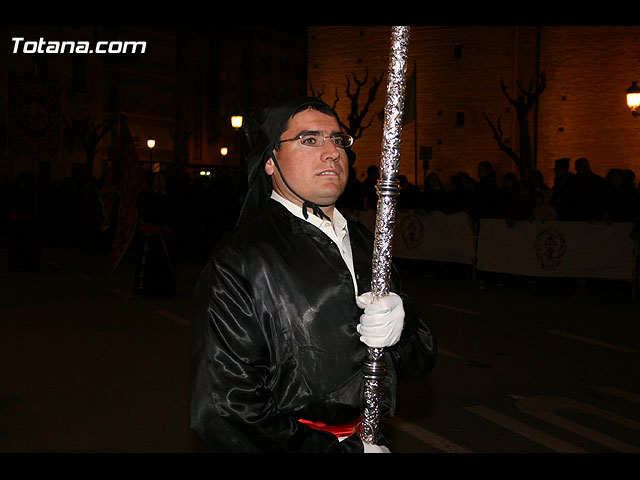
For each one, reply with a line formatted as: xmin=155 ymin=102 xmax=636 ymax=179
xmin=190 ymin=200 xmax=436 ymax=453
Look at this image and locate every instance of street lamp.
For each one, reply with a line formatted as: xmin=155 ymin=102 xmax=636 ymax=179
xmin=626 ymin=81 xmax=640 ymax=117
xmin=147 ymin=137 xmax=156 ymax=172
xmin=231 ymin=115 xmax=243 ymax=130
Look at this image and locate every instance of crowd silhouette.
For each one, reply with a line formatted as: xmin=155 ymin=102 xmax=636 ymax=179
xmin=339 ymin=157 xmax=640 ymax=231
xmin=3 ymin=156 xmax=639 ymax=277
xmin=336 ymin=157 xmax=640 ymax=293
xmin=1 ymin=167 xmax=247 ymax=274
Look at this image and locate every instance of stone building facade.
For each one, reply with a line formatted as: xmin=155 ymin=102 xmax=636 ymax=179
xmin=307 ymin=26 xmax=640 ymax=189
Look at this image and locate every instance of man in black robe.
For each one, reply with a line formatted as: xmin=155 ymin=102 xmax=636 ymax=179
xmin=190 ymin=97 xmax=436 ymax=453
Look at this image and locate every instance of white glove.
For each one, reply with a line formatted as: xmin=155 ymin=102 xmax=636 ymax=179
xmin=356 ymin=292 xmax=404 ymax=348
xmin=363 ymin=441 xmax=391 ymax=453
xmin=362 ymin=442 xmax=391 ymax=453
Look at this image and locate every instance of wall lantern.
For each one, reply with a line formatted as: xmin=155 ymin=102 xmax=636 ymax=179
xmin=147 ymin=137 xmax=157 ymax=172
xmin=231 ymin=115 xmax=244 ymax=130
xmin=626 ymin=81 xmax=640 ymax=117
xmin=220 ymin=146 xmax=229 ymax=156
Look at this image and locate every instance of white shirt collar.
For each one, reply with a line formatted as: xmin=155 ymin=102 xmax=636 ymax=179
xmin=270 ymin=190 xmax=347 ymax=233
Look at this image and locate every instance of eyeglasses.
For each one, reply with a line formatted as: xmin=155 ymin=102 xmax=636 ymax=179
xmin=278 ymin=133 xmax=354 ymax=149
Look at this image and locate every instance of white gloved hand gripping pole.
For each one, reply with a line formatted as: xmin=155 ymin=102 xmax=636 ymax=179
xmin=358 ymin=25 xmax=411 ymax=447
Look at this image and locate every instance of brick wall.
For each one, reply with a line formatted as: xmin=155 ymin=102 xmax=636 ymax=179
xmin=536 ymin=26 xmax=640 ymax=183
xmin=308 ymin=26 xmax=640 ymax=189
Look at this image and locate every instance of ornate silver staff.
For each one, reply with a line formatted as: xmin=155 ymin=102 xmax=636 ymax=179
xmin=359 ymin=25 xmax=411 ymax=445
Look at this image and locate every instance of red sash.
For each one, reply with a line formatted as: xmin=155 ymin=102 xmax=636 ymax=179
xmin=297 ymin=416 xmax=362 ymax=438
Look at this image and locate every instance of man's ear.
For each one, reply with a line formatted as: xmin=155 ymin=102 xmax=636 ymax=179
xmin=265 ymin=157 xmax=275 ymax=176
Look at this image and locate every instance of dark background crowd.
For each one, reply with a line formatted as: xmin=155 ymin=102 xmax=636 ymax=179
xmin=339 ymin=157 xmax=640 ymax=228
xmin=3 ymin=155 xmax=639 ymax=276
xmin=0 ymin=167 xmax=247 ymax=274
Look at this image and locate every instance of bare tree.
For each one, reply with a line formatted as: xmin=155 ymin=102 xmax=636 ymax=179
xmin=482 ymin=71 xmax=546 ymax=180
xmin=309 ymin=67 xmax=383 ymax=140
xmin=63 ymin=116 xmax=113 ymax=178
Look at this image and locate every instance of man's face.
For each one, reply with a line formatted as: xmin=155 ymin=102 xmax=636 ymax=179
xmin=265 ymin=108 xmax=349 ymax=212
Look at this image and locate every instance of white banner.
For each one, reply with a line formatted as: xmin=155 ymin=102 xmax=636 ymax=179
xmin=358 ymin=209 xmax=475 ymax=264
xmin=477 ymin=219 xmax=638 ymax=280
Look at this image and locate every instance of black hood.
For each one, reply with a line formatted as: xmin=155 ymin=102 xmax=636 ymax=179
xmin=236 ymin=96 xmax=340 ymax=226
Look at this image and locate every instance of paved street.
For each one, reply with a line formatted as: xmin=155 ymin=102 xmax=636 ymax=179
xmin=386 ymin=262 xmax=640 ymax=455
xmin=1 ymin=238 xmax=639 ymax=455
xmin=0 ymin=240 xmax=205 ymax=453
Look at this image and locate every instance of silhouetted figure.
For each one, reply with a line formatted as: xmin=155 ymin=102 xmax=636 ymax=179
xmin=551 ymin=157 xmax=575 ymax=220
xmin=565 ymin=157 xmax=607 ymax=221
xmin=7 ymin=171 xmax=41 ymax=271
xmin=529 ymin=170 xmax=557 ymax=221
xmin=506 ymin=179 xmax=537 ymax=226
xmin=622 ymin=169 xmax=636 ymax=192
xmin=397 ymin=175 xmax=421 ymax=210
xmin=531 ymin=170 xmax=552 ymax=204
xmin=79 ymin=176 xmax=103 ymax=247
xmin=604 ymin=168 xmax=639 ymax=221
xmin=446 ymin=172 xmax=474 ymax=214
xmin=471 ymin=161 xmax=501 ymax=219
xmin=421 ymin=172 xmax=448 ymax=213
xmin=336 ymin=151 xmax=365 ymax=212
xmin=533 ymin=190 xmax=559 ymax=222
xmin=134 ymin=172 xmax=176 ymax=297
xmin=498 ymin=172 xmax=519 ymax=218
xmin=362 ymin=165 xmax=379 ymax=209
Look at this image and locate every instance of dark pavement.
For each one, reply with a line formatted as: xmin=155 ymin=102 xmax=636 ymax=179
xmin=0 ymin=238 xmax=205 ymax=453
xmin=1 ymin=237 xmax=639 ymax=455
xmin=386 ymin=261 xmax=640 ymax=455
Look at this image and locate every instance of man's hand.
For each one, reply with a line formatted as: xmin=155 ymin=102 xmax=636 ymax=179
xmin=356 ymin=292 xmax=404 ymax=348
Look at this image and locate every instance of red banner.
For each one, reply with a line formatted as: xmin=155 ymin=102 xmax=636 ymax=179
xmin=105 ymin=114 xmax=145 ymax=278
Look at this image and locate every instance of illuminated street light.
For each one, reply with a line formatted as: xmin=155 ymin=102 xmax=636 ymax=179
xmin=231 ymin=115 xmax=243 ymax=130
xmin=626 ymin=81 xmax=640 ymax=117
xmin=147 ymin=137 xmax=156 ymax=172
